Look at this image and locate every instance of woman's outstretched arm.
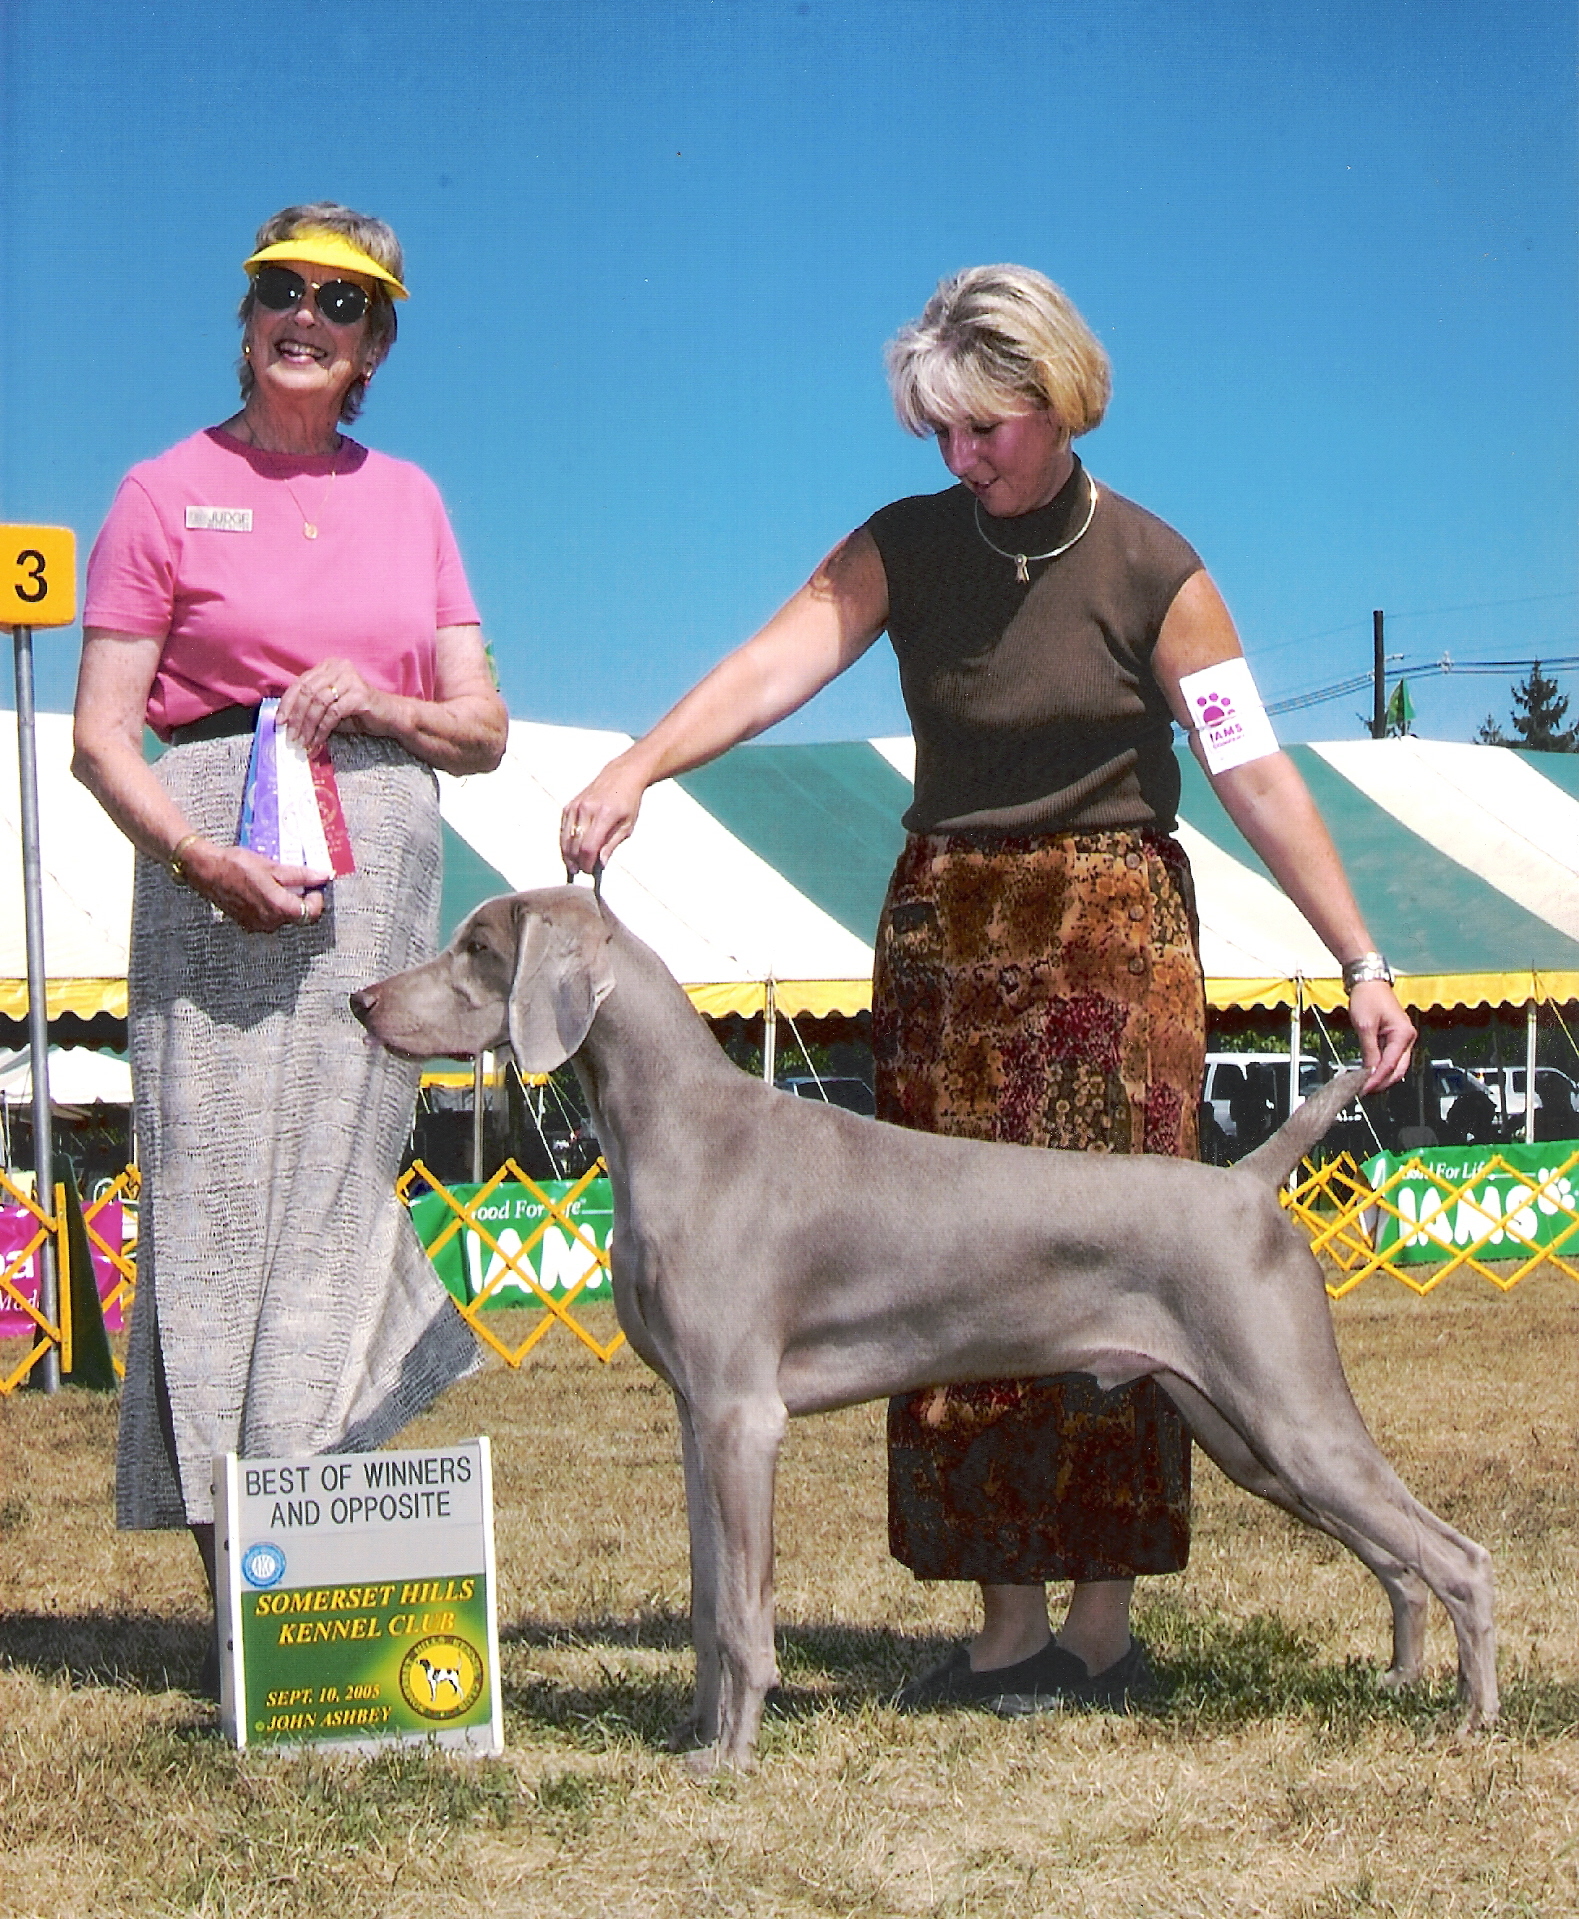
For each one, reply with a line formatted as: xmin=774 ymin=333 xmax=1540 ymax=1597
xmin=561 ymin=529 xmax=889 ymax=872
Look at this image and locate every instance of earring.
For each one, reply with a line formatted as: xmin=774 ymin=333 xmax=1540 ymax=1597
xmin=243 ymin=341 xmax=252 ymax=359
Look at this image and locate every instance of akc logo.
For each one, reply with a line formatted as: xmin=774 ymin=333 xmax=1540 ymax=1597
xmin=241 ymin=1542 xmax=287 ymax=1589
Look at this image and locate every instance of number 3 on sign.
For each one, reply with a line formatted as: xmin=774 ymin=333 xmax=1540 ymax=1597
xmin=2 ymin=526 xmax=77 ymax=628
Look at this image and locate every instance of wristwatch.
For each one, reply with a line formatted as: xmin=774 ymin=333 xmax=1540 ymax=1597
xmin=1342 ymin=951 xmax=1395 ymax=991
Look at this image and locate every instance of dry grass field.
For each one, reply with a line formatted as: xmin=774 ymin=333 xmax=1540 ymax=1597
xmin=2 ymin=1272 xmax=1577 ymax=1918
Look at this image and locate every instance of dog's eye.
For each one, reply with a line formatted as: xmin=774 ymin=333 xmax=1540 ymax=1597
xmin=462 ymin=936 xmax=488 ymax=956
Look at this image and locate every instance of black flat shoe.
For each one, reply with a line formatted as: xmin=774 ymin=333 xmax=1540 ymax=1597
xmin=992 ymin=1636 xmax=1157 ymax=1716
xmin=894 ymin=1638 xmax=1092 ymax=1713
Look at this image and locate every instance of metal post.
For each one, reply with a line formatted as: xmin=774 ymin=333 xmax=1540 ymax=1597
xmin=762 ymin=981 xmax=777 ymax=1086
xmin=471 ymin=1050 xmax=487 ymax=1184
xmin=1372 ymin=610 xmax=1386 ymax=739
xmin=12 ymin=624 xmax=60 ymax=1392
xmin=1524 ymin=998 xmax=1538 ymax=1146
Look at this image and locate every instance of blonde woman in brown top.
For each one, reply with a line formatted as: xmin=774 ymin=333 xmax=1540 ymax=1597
xmin=562 ymin=265 xmax=1414 ymax=1712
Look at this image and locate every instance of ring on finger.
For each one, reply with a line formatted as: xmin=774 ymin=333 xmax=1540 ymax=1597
xmin=298 ymin=897 xmax=309 ymax=922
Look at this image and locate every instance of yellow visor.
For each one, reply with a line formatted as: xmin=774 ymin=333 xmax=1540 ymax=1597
xmin=244 ymin=232 xmax=409 ymax=299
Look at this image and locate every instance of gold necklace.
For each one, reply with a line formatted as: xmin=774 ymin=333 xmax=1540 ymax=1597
xmin=281 ymin=458 xmax=339 ymax=540
xmin=233 ymin=417 xmax=342 ymax=538
xmin=973 ymin=471 xmax=1099 ymax=583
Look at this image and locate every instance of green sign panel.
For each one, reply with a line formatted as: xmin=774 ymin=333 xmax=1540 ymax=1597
xmin=214 ymin=1439 xmax=502 ymax=1754
xmin=409 ymin=1177 xmax=614 ymax=1309
xmin=1360 ymin=1139 xmax=1579 ymax=1265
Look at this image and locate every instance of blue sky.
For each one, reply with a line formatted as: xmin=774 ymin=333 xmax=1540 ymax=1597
xmin=2 ymin=0 xmax=1574 ymax=744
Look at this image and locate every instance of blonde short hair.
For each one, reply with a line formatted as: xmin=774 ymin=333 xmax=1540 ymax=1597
xmin=237 ymin=202 xmax=404 ymax=423
xmin=885 ymin=265 xmax=1111 ymax=439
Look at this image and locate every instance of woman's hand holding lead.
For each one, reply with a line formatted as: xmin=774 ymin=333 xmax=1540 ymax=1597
xmin=561 ymin=762 xmax=648 ymax=874
xmin=1349 ymin=980 xmax=1416 ymax=1094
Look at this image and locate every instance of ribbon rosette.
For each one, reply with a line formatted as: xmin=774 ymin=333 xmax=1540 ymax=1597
xmin=238 ymin=699 xmax=355 ymax=876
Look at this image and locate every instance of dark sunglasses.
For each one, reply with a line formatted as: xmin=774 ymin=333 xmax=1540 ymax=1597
xmin=252 ymin=264 xmax=371 ymax=326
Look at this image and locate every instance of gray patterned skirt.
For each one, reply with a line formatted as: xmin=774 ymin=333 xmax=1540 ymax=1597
xmin=118 ymin=729 xmax=480 ymax=1530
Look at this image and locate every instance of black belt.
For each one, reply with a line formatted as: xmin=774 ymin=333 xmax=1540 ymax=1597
xmin=169 ymin=704 xmax=261 ymax=745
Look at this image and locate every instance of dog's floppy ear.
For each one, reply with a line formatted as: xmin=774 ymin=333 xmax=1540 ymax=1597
xmin=506 ymin=898 xmax=616 ymax=1072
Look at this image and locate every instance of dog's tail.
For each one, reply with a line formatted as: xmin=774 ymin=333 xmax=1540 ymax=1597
xmin=1234 ymin=1067 xmax=1369 ymax=1186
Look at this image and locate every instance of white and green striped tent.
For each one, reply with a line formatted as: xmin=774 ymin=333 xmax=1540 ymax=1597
xmin=440 ymin=724 xmax=1579 ymax=1019
xmin=6 ymin=712 xmax=1579 ymax=1032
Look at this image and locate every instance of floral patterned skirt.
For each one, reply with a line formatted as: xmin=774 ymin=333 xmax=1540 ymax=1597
xmin=874 ymin=828 xmax=1207 ymax=1584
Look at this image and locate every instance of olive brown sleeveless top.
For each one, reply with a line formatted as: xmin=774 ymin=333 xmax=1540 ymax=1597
xmin=865 ymin=457 xmax=1202 ymax=835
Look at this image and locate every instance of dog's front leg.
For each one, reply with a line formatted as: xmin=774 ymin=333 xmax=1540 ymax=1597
xmin=669 ymin=1392 xmax=721 ymax=1754
xmin=685 ymin=1394 xmax=787 ymax=1773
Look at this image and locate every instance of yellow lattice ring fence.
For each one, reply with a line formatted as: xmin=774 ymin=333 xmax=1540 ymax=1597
xmin=8 ymin=1148 xmax=1578 ymax=1388
xmin=0 ymin=1167 xmax=65 ymax=1392
xmin=394 ymin=1158 xmax=624 ymax=1366
xmin=84 ymin=1168 xmax=139 ymax=1377
xmin=0 ymin=1166 xmax=139 ymax=1394
xmin=1283 ymin=1144 xmax=1579 ymax=1296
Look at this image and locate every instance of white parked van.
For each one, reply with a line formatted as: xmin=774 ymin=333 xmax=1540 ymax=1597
xmin=1201 ymin=1054 xmax=1329 ymax=1146
xmin=1467 ymin=1065 xmax=1579 ymax=1127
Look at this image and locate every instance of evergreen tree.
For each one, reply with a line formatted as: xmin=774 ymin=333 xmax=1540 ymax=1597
xmin=1478 ymin=661 xmax=1578 ymax=751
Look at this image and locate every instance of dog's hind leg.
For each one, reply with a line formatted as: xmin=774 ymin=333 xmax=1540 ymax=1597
xmin=1158 ymin=1372 xmax=1432 ymax=1698
xmin=1158 ymin=1370 xmax=1496 ymax=1726
xmin=683 ymin=1393 xmax=788 ymax=1773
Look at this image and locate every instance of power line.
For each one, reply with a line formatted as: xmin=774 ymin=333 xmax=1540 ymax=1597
xmin=1266 ymin=653 xmax=1579 ymax=716
xmin=1254 ymin=588 xmax=1579 ymax=661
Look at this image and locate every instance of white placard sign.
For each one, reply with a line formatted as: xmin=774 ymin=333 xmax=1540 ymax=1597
xmin=214 ymin=1437 xmax=502 ymax=1756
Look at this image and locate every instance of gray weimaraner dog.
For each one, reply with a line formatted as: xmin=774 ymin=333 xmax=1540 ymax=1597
xmin=352 ymin=887 xmax=1497 ymax=1769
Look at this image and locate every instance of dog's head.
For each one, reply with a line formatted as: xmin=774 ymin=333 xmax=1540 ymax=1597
xmin=350 ymin=886 xmax=616 ymax=1071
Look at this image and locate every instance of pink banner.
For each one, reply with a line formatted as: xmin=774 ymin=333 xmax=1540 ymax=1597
xmin=0 ymin=1200 xmax=127 ymax=1336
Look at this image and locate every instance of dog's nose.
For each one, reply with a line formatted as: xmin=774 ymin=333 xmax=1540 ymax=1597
xmin=348 ymin=987 xmax=376 ymax=1029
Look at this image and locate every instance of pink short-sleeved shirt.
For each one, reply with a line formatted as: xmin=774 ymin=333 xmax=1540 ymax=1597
xmin=84 ymin=428 xmax=481 ymax=739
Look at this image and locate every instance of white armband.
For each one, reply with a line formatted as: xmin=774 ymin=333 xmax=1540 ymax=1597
xmin=1178 ymin=656 xmax=1280 ymax=774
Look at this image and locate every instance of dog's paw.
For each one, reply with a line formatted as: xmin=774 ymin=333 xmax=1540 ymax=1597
xmin=683 ymin=1739 xmax=756 ymax=1777
xmin=665 ymin=1712 xmax=710 ymax=1754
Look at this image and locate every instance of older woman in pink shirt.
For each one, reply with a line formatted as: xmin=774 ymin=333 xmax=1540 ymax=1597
xmin=72 ymin=203 xmax=506 ymax=1689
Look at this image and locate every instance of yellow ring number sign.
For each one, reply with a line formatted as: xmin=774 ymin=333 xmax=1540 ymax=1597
xmin=2 ymin=526 xmax=77 ymax=628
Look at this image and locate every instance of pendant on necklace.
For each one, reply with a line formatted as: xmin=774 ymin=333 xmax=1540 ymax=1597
xmin=1014 ymin=555 xmax=1030 ymax=584
xmin=303 ymin=523 xmax=318 ymax=539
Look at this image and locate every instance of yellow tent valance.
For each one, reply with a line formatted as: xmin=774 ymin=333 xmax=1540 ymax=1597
xmin=683 ymin=979 xmax=874 ymax=1020
xmin=686 ymin=972 xmax=1579 ymax=1022
xmin=0 ymin=978 xmax=128 ymax=1020
xmin=1205 ymin=971 xmax=1579 ymax=1015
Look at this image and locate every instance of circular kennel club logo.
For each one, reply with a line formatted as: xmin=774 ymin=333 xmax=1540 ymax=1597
xmin=241 ymin=1542 xmax=287 ymax=1589
xmin=399 ymin=1634 xmax=485 ymax=1720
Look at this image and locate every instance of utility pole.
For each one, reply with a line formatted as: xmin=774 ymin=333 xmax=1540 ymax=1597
xmin=1371 ymin=610 xmax=1386 ymax=739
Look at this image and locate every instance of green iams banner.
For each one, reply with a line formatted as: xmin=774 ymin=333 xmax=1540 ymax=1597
xmin=1360 ymin=1140 xmax=1579 ymax=1266
xmin=215 ymin=1439 xmax=502 ymax=1755
xmin=408 ymin=1178 xmax=614 ymax=1310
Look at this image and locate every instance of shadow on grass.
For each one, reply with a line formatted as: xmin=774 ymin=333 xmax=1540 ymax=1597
xmin=8 ymin=1605 xmax=1574 ymax=1749
xmin=0 ymin=1609 xmax=209 ymax=1695
xmin=497 ymin=1604 xmax=1579 ymax=1749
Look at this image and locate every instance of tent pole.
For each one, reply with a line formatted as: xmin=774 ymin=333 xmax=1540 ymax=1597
xmin=472 ymin=1050 xmax=487 ymax=1183
xmin=762 ymin=981 xmax=777 ymax=1086
xmin=1524 ymin=995 xmax=1537 ymax=1145
xmin=12 ymin=623 xmax=60 ymax=1393
xmin=1288 ymin=978 xmax=1302 ymax=1119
